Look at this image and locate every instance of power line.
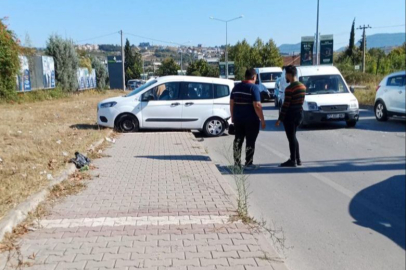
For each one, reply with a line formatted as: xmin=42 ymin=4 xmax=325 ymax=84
xmin=372 ymin=24 xmax=405 ymax=29
xmin=76 ymin=31 xmax=119 ymax=43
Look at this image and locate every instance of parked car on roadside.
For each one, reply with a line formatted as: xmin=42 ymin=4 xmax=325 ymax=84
xmin=279 ymin=65 xmax=359 ymax=127
xmin=127 ymin=79 xmax=145 ymax=90
xmin=98 ymin=76 xmax=234 ymax=137
xmin=255 ymin=67 xmax=283 ymax=100
xmin=374 ymin=71 xmax=406 ymax=121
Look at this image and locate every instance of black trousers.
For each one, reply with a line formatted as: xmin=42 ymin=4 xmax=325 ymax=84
xmin=233 ymin=121 xmax=260 ymax=166
xmin=283 ymin=111 xmax=303 ymax=161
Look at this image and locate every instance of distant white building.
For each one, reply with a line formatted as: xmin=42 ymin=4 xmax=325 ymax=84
xmin=76 ymin=44 xmax=99 ymax=51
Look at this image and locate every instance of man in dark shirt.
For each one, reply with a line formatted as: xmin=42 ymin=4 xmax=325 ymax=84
xmin=230 ymin=68 xmax=266 ymax=170
xmin=275 ymin=65 xmax=306 ymax=167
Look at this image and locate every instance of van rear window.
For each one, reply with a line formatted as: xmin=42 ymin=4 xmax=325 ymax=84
xmin=214 ymin=84 xmax=230 ymax=98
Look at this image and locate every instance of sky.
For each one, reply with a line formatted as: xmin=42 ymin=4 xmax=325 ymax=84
xmin=1 ymin=0 xmax=405 ymax=50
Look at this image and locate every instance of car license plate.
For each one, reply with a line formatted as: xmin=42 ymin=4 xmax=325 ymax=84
xmin=327 ymin=114 xmax=345 ymax=119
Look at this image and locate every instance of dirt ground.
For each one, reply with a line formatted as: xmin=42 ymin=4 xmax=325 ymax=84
xmin=0 ymin=90 xmax=122 ymax=219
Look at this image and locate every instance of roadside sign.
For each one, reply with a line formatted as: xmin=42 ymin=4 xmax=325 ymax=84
xmin=301 ymin=36 xmax=314 ymax=66
xmin=320 ymin=35 xmax=334 ymax=65
xmin=355 ymin=65 xmax=360 ymax=70
xmin=219 ymin=62 xmax=235 ymax=79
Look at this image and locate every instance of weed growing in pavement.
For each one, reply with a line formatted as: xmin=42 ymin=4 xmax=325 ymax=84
xmin=220 ymin=143 xmax=289 ymax=254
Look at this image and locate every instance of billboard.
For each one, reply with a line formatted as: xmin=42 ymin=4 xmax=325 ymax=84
xmin=300 ymin=36 xmax=315 ymax=66
xmin=42 ymin=56 xmax=56 ymax=89
xmin=17 ymin=56 xmax=31 ymax=92
xmin=320 ymin=35 xmax=334 ymax=65
xmin=219 ymin=62 xmax=235 ymax=79
xmin=77 ymin=68 xmax=96 ymax=90
xmin=107 ymin=56 xmax=124 ymax=89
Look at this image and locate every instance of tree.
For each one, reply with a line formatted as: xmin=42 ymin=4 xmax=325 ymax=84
xmin=45 ymin=35 xmax=79 ymax=91
xmin=228 ymin=38 xmax=283 ymax=80
xmin=124 ymin=39 xmax=142 ymax=83
xmin=156 ymin=58 xmax=180 ymax=76
xmin=91 ymin=56 xmax=108 ymax=89
xmin=0 ymin=17 xmax=20 ymax=100
xmin=187 ymin=59 xmax=219 ymax=78
xmin=346 ymin=18 xmax=356 ymax=57
xmin=261 ymin=39 xmax=283 ymax=67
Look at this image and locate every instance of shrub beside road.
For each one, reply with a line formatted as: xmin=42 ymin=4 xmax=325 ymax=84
xmin=0 ymin=90 xmax=121 ymax=219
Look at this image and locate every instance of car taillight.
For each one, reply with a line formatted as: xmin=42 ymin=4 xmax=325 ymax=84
xmin=376 ymin=85 xmax=380 ymax=92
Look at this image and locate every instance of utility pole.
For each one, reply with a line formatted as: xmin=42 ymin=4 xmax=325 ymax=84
xmin=315 ymin=0 xmax=320 ymax=65
xmin=120 ymin=30 xmax=125 ymax=90
xmin=357 ymin=24 xmax=371 ymax=73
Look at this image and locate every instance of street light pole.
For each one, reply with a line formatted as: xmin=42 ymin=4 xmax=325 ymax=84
xmin=315 ymin=0 xmax=320 ymax=65
xmin=225 ymin=21 xmax=228 ymax=79
xmin=210 ymin=15 xmax=243 ymax=79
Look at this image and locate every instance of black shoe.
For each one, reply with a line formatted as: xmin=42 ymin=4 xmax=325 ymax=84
xmin=279 ymin=159 xmax=297 ymax=168
xmin=297 ymin=159 xmax=302 ymax=166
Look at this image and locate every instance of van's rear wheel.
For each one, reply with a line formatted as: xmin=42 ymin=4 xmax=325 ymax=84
xmin=116 ymin=114 xmax=139 ymax=133
xmin=203 ymin=118 xmax=226 ymax=137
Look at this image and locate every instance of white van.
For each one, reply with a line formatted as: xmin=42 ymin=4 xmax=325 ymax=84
xmin=255 ymin=67 xmax=283 ymax=99
xmin=279 ymin=66 xmax=359 ymax=127
xmin=97 ymin=76 xmax=233 ymax=136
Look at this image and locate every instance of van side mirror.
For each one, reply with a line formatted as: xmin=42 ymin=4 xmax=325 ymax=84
xmin=350 ymin=86 xmax=355 ymax=93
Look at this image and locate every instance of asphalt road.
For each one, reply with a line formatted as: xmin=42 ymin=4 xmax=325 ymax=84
xmin=199 ymin=103 xmax=406 ymax=270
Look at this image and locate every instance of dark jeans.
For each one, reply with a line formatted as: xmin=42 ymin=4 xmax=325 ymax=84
xmin=233 ymin=120 xmax=260 ymax=166
xmin=283 ymin=111 xmax=303 ymax=161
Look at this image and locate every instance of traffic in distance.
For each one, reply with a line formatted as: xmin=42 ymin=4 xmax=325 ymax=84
xmin=97 ymin=67 xmax=406 ymax=135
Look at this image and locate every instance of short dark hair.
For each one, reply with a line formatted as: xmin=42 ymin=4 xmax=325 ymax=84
xmin=285 ymin=65 xmax=297 ymax=77
xmin=245 ymin=68 xmax=257 ymax=80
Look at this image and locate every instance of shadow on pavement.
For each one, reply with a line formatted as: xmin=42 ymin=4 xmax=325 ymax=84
xmin=349 ymin=174 xmax=406 ymax=250
xmin=215 ymin=156 xmax=406 ymax=175
xmin=136 ymin=155 xmax=212 ymax=161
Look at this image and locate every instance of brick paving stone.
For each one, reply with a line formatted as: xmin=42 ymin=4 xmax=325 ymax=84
xmin=2 ymin=133 xmax=287 ymax=270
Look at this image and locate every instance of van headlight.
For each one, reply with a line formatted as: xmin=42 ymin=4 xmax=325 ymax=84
xmin=100 ymin=102 xmax=117 ymax=108
xmin=349 ymin=100 xmax=359 ymax=110
xmin=307 ymin=102 xmax=318 ymax=111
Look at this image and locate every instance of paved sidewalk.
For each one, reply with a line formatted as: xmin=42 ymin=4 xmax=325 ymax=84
xmin=1 ymin=132 xmax=287 ymax=270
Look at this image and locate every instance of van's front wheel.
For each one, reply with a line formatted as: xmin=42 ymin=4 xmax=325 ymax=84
xmin=203 ymin=118 xmax=226 ymax=137
xmin=116 ymin=114 xmax=139 ymax=133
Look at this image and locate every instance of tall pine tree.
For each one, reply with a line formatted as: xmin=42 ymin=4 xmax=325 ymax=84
xmin=124 ymin=39 xmax=142 ymax=83
xmin=346 ymin=18 xmax=355 ymax=57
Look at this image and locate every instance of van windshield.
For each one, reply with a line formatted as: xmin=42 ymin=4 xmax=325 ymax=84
xmin=125 ymin=80 xmax=157 ymax=97
xmin=260 ymin=72 xmax=282 ymax=83
xmin=299 ymin=75 xmax=349 ymax=95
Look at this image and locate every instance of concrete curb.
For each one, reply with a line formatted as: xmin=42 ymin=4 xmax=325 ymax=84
xmin=0 ymin=131 xmax=112 ymax=243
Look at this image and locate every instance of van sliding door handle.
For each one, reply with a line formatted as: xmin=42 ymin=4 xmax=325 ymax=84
xmin=171 ymin=102 xmax=180 ymax=106
xmin=185 ymin=102 xmax=194 ymax=106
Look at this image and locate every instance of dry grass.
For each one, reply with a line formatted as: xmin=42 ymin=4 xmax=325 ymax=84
xmin=0 ymin=90 xmax=123 ymax=219
xmin=354 ymin=83 xmax=376 ymax=106
xmin=0 ymin=170 xmax=93 ymax=269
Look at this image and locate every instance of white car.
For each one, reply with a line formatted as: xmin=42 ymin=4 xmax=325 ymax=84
xmin=279 ymin=65 xmax=359 ymax=127
xmin=97 ymin=76 xmax=233 ymax=137
xmin=255 ymin=67 xmax=283 ymax=100
xmin=374 ymin=71 xmax=406 ymax=121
